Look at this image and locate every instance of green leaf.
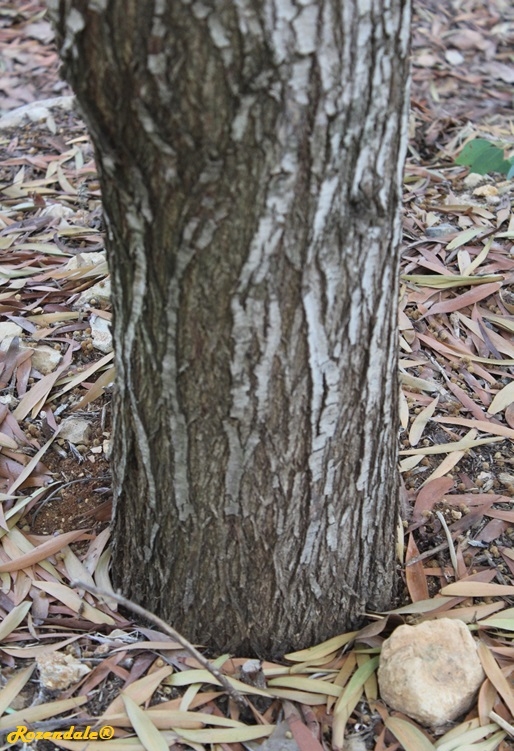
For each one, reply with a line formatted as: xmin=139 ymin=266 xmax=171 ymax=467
xmin=455 ymin=138 xmax=512 ymax=176
xmin=332 ymin=656 xmax=379 ymax=749
xmin=479 ymin=606 xmax=514 ymax=631
xmin=436 ymin=722 xmax=501 ymax=751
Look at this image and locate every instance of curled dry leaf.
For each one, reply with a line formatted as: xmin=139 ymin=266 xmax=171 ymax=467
xmin=405 ymin=533 xmax=430 ymax=602
xmin=477 ymin=642 xmax=514 ymax=717
xmin=409 ymin=394 xmax=439 ymax=446
xmin=0 ymin=662 xmax=35 ymax=715
xmin=488 ymin=380 xmax=514 ymax=415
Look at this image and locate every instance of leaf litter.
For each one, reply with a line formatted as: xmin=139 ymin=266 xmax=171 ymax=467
xmin=0 ymin=1 xmax=514 ymax=750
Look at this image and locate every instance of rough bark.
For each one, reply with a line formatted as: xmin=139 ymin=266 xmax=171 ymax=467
xmin=49 ymin=0 xmax=410 ymax=657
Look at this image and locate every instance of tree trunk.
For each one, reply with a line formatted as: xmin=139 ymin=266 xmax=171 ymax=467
xmin=49 ymin=0 xmax=410 ymax=657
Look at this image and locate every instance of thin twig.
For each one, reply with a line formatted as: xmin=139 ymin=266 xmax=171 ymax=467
xmin=489 ymin=710 xmax=514 ymax=738
xmin=71 ymin=579 xmax=251 ymax=709
xmin=435 ymin=510 xmax=459 ymax=576
xmin=405 ymin=540 xmax=449 ymax=566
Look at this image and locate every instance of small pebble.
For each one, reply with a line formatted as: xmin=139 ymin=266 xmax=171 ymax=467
xmin=425 ymin=224 xmax=458 ymax=238
xmin=463 ymin=172 xmax=486 ymax=189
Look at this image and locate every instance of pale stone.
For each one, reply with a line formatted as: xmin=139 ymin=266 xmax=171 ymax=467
xmin=65 ymin=251 xmax=106 ymax=270
xmin=378 ymin=618 xmax=484 ymax=727
xmin=90 ymin=314 xmax=113 ymax=353
xmin=41 ymin=203 xmax=75 ymax=219
xmin=0 ymin=322 xmax=22 ymax=344
xmin=445 ymin=49 xmax=464 ymax=66
xmin=473 ymin=184 xmax=498 ymax=198
xmin=20 ymin=343 xmax=62 ymax=375
xmin=0 ymin=394 xmax=19 ymax=409
xmin=0 ymin=96 xmax=76 ymax=130
xmin=31 ymin=345 xmax=62 ymax=374
xmin=76 ymin=278 xmax=111 ymax=306
xmin=425 ymin=224 xmax=458 ymax=238
xmin=59 ymin=417 xmax=92 ymax=445
xmin=463 ymin=172 xmax=486 ymax=189
xmin=37 ymin=651 xmax=90 ymax=690
xmin=102 ymin=438 xmax=112 ymax=459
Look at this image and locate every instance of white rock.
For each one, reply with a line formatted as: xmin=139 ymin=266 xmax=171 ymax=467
xmin=65 ymin=251 xmax=106 ymax=271
xmin=445 ymin=49 xmax=464 ymax=66
xmin=40 ymin=204 xmax=75 ymax=219
xmin=378 ymin=618 xmax=484 ymax=727
xmin=76 ymin=278 xmax=111 ymax=306
xmin=463 ymin=172 xmax=486 ymax=189
xmin=0 ymin=322 xmax=22 ymax=345
xmin=37 ymin=651 xmax=90 ymax=691
xmin=425 ymin=223 xmax=458 ymax=238
xmin=32 ymin=345 xmax=62 ymax=374
xmin=102 ymin=438 xmax=112 ymax=459
xmin=473 ymin=184 xmax=498 ymax=198
xmin=59 ymin=417 xmax=92 ymax=445
xmin=20 ymin=343 xmax=62 ymax=375
xmin=0 ymin=96 xmax=76 ymax=130
xmin=90 ymin=315 xmax=113 ymax=353
xmin=0 ymin=394 xmax=19 ymax=408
